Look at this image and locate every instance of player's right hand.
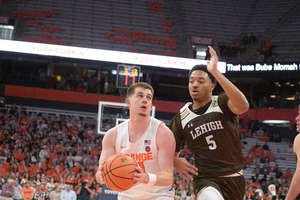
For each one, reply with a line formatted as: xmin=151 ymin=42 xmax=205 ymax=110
xmin=96 ymin=161 xmax=106 ymax=184
xmin=132 ymin=163 xmax=147 ymax=186
xmin=174 ymin=157 xmax=198 ymax=180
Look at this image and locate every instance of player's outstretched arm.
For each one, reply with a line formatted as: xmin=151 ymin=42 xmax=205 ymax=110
xmin=174 ymin=152 xmax=198 ymax=180
xmin=206 ymin=46 xmax=249 ymax=115
xmin=133 ymin=123 xmax=175 ymax=186
xmin=286 ymin=134 xmax=300 ymax=200
xmin=96 ymin=127 xmax=117 ymax=184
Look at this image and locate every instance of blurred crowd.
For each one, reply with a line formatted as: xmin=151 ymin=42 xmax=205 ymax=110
xmin=0 ymin=103 xmax=296 ymax=200
xmin=0 ymin=103 xmax=103 ymax=200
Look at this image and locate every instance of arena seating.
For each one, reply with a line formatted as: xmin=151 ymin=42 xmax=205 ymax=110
xmin=5 ymin=104 xmax=97 ymax=122
xmin=242 ymin=136 xmax=296 ymax=180
xmin=1 ymin=0 xmax=299 ymax=61
xmin=5 ymin=0 xmax=176 ymax=56
xmin=178 ymin=0 xmax=250 ymax=44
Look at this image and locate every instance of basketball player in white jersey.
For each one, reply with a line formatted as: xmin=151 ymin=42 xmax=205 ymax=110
xmin=96 ymin=82 xmax=175 ymax=200
xmin=286 ymin=104 xmax=300 ymax=200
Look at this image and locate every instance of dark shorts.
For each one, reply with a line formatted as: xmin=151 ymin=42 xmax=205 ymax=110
xmin=193 ymin=175 xmax=245 ymax=200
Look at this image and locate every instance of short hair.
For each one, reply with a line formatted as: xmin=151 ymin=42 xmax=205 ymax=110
xmin=188 ymin=65 xmax=217 ymax=85
xmin=127 ymin=82 xmax=154 ymax=99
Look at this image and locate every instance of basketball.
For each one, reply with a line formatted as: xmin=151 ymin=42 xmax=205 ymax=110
xmin=102 ymin=154 xmax=137 ymax=192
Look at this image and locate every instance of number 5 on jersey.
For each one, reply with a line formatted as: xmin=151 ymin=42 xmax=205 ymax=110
xmin=205 ymin=135 xmax=217 ymax=150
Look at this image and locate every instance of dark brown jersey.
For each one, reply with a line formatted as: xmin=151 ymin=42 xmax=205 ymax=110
xmin=170 ymin=93 xmax=245 ymax=177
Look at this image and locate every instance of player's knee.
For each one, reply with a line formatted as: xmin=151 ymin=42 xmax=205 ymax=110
xmin=197 ymin=186 xmax=224 ymax=200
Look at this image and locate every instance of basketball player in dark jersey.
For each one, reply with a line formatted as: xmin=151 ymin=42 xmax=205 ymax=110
xmin=170 ymin=46 xmax=249 ymax=200
xmin=286 ymin=104 xmax=300 ymax=200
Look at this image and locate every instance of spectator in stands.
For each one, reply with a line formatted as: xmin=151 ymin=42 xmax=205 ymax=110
xmin=73 ymin=152 xmax=83 ymax=165
xmin=249 ymin=141 xmax=260 ymax=154
xmin=31 ymin=181 xmax=38 ymax=192
xmin=46 ymin=165 xmax=56 ymax=178
xmin=252 ymin=178 xmax=261 ymax=188
xmin=259 ymin=175 xmax=267 ymax=185
xmin=275 ymin=168 xmax=284 ymax=179
xmin=253 ymin=164 xmax=260 ymax=176
xmin=256 ymin=127 xmax=264 ymax=137
xmin=7 ymin=173 xmax=17 ymax=184
xmin=268 ymin=132 xmax=276 ymax=142
xmin=274 ymin=149 xmax=285 ymax=160
xmin=274 ymin=133 xmax=282 ymax=143
xmin=75 ymin=181 xmax=92 ymax=200
xmin=15 ymin=148 xmax=25 ymax=162
xmin=39 ymin=146 xmax=50 ymax=165
xmin=279 ymin=180 xmax=289 ymax=199
xmin=243 ymin=190 xmax=251 ymax=199
xmin=259 ymin=154 xmax=268 ymax=164
xmin=247 ymin=186 xmax=255 ymax=197
xmin=265 ymin=149 xmax=275 ymax=162
xmin=46 ymin=177 xmax=56 ymax=191
xmin=246 ymin=129 xmax=254 ymax=138
xmin=254 ymin=186 xmax=265 ymax=200
xmin=259 ymin=164 xmax=270 ymax=175
xmin=260 ymin=133 xmax=269 ymax=142
xmin=34 ymin=182 xmax=49 ymax=200
xmin=254 ymin=145 xmax=264 ymax=162
xmin=260 ymin=180 xmax=268 ymax=196
xmin=20 ymin=172 xmax=30 ymax=185
xmin=34 ymin=174 xmax=42 ymax=187
xmin=88 ymin=188 xmax=98 ymax=200
xmin=245 ymin=153 xmax=255 ymax=165
xmin=251 ymin=191 xmax=260 ymax=200
xmin=283 ymin=168 xmax=293 ymax=180
xmin=0 ymin=172 xmax=5 ymax=186
xmin=12 ymin=179 xmax=23 ymax=200
xmin=0 ymin=162 xmax=7 ymax=178
xmin=58 ymin=178 xmax=66 ymax=192
xmin=273 ymin=164 xmax=279 ymax=173
xmin=50 ymin=186 xmax=61 ymax=200
xmin=274 ymin=180 xmax=281 ymax=195
xmin=262 ymin=141 xmax=269 ymax=151
xmin=29 ymin=162 xmax=39 ymax=178
xmin=0 ymin=179 xmax=15 ymax=200
xmin=285 ymin=144 xmax=293 ymax=153
xmin=277 ymin=176 xmax=286 ymax=186
xmin=21 ymin=181 xmax=35 ymax=200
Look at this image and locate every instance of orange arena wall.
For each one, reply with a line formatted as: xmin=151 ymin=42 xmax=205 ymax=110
xmin=4 ymin=85 xmax=299 ymax=126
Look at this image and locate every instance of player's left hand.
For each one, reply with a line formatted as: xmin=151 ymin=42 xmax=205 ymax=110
xmin=206 ymin=46 xmax=218 ymax=73
xmin=132 ymin=162 xmax=148 ymax=186
xmin=174 ymin=156 xmax=198 ymax=180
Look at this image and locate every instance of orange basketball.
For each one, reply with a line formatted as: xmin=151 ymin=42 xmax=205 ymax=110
xmin=102 ymin=154 xmax=137 ymax=191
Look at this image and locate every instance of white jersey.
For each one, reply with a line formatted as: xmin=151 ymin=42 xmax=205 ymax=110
xmin=115 ymin=117 xmax=174 ymax=200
